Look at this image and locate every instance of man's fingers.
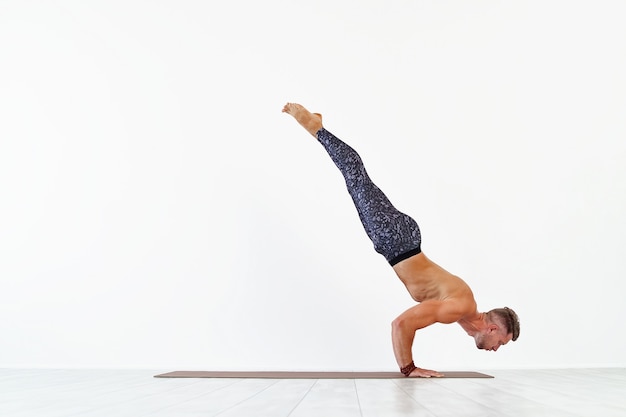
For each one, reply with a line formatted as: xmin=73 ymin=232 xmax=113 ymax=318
xmin=409 ymin=367 xmax=444 ymax=378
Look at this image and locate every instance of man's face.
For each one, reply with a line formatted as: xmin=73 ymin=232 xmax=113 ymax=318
xmin=474 ymin=329 xmax=512 ymax=352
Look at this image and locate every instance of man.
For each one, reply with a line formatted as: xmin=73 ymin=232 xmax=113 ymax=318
xmin=282 ymin=102 xmax=520 ymax=378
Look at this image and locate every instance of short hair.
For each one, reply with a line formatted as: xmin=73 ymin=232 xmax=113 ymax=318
xmin=488 ymin=307 xmax=520 ymax=341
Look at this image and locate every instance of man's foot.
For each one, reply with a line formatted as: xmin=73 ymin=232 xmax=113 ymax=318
xmin=282 ymin=103 xmax=323 ymax=138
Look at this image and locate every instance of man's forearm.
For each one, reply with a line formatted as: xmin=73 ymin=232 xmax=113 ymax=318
xmin=390 ymin=304 xmax=445 ymax=378
xmin=391 ymin=320 xmax=416 ymax=369
xmin=391 ymin=323 xmax=443 ymax=378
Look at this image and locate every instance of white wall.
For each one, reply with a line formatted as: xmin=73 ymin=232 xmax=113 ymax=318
xmin=1 ymin=0 xmax=625 ymax=371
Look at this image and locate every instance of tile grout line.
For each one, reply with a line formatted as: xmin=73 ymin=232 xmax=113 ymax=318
xmin=69 ymin=377 xmax=245 ymax=417
xmin=390 ymin=379 xmax=439 ymax=417
xmin=353 ymin=379 xmax=364 ymax=417
xmin=211 ymin=379 xmax=282 ymax=417
xmin=285 ymin=379 xmax=319 ymax=417
xmin=460 ymin=376 xmax=599 ymax=417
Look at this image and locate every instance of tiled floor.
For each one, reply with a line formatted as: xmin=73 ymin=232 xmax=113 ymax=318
xmin=1 ymin=368 xmax=625 ymax=416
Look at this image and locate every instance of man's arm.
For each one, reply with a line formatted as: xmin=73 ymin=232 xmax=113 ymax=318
xmin=391 ymin=299 xmax=466 ymax=377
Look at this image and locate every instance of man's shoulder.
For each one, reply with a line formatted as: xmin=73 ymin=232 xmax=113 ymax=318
xmin=426 ymin=297 xmax=473 ymax=324
xmin=439 ymin=296 xmax=477 ymax=323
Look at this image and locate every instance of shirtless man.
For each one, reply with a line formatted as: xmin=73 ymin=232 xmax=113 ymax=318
xmin=282 ymin=103 xmax=520 ymax=378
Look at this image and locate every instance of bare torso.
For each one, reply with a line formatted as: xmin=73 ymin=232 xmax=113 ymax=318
xmin=392 ymin=253 xmax=477 ymax=318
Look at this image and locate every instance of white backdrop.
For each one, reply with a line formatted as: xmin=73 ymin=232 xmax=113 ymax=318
xmin=1 ymin=0 xmax=625 ymax=371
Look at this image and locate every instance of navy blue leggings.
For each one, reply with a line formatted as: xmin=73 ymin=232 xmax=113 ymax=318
xmin=317 ymin=128 xmax=422 ymax=265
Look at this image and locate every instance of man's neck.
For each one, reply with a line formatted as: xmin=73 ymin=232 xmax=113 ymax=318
xmin=457 ymin=312 xmax=487 ymax=336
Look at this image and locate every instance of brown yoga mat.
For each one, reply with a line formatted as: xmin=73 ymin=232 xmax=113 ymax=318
xmin=154 ymin=371 xmax=493 ymax=379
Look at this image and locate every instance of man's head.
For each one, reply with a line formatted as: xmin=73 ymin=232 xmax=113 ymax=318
xmin=474 ymin=307 xmax=520 ymax=351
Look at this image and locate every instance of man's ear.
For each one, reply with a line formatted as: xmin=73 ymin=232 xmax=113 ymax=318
xmin=489 ymin=324 xmax=499 ymax=333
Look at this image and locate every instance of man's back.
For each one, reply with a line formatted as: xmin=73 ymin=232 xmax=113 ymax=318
xmin=392 ymin=253 xmax=477 ymax=318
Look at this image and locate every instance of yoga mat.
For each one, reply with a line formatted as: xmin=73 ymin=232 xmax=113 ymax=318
xmin=154 ymin=371 xmax=493 ymax=379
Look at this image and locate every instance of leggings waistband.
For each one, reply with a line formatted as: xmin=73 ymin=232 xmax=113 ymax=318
xmin=389 ymin=247 xmax=422 ymax=266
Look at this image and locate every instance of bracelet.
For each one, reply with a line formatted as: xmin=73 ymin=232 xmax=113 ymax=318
xmin=400 ymin=361 xmax=417 ymax=377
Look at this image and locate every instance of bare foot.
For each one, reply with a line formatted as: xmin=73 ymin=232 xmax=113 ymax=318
xmin=282 ymin=103 xmax=323 ymax=137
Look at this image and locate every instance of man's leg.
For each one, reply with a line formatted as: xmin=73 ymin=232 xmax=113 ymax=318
xmin=283 ymin=103 xmax=421 ymax=265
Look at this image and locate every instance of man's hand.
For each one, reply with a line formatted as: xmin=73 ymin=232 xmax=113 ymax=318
xmin=408 ymin=367 xmax=444 ymax=378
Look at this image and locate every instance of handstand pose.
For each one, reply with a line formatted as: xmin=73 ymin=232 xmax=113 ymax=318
xmin=282 ymin=103 xmax=520 ymax=378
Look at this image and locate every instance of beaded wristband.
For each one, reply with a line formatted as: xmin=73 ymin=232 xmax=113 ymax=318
xmin=400 ymin=361 xmax=417 ymax=377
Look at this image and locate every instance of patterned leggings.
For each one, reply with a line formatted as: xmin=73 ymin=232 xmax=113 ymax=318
xmin=317 ymin=128 xmax=422 ymax=266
